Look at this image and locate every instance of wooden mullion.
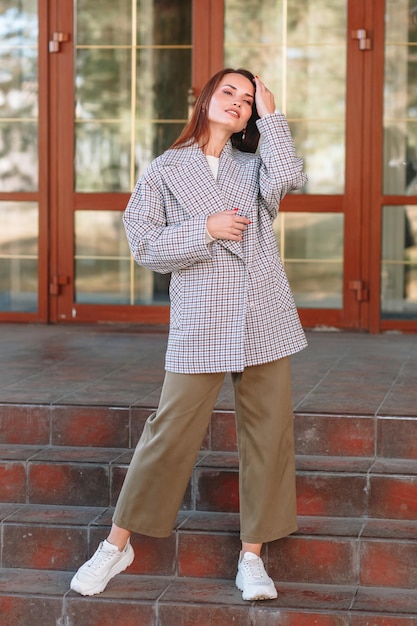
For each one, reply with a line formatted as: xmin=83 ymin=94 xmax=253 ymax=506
xmin=342 ymin=0 xmax=367 ymax=329
xmin=192 ymin=0 xmax=224 ymax=95
xmin=63 ymin=303 xmax=170 ymax=324
xmin=51 ymin=0 xmax=76 ymax=322
xmin=282 ymin=195 xmax=344 ymax=212
xmin=366 ymin=0 xmax=386 ymax=333
xmin=37 ymin=0 xmax=50 ymax=322
xmin=74 ymin=193 xmax=131 ymax=211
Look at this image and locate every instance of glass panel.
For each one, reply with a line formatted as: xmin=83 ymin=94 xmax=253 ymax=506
xmin=383 ymin=0 xmax=417 ymax=195
xmin=135 ymin=121 xmax=185 ymax=178
xmin=136 ymin=49 xmax=191 ymax=121
xmin=74 ymin=0 xmax=192 ymax=192
xmin=76 ymin=0 xmax=132 ymax=46
xmin=76 ymin=0 xmax=191 ymax=47
xmin=274 ymin=212 xmax=344 ymax=308
xmin=291 ymin=121 xmax=345 ymax=194
xmin=136 ymin=0 xmax=191 ymax=46
xmin=0 ymin=0 xmax=38 ymax=191
xmin=74 ymin=0 xmax=191 ymax=307
xmin=75 ymin=211 xmax=131 ymax=304
xmin=75 ymin=122 xmax=132 ymax=192
xmin=224 ymin=0 xmax=347 ymax=194
xmin=381 ymin=205 xmax=417 ymax=318
xmin=0 ymin=202 xmax=38 ymax=312
xmin=74 ymin=210 xmax=170 ymax=305
xmin=76 ymin=48 xmax=131 ymax=120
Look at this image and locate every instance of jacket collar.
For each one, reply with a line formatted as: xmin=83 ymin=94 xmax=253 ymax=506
xmin=161 ymin=141 xmax=244 ymax=259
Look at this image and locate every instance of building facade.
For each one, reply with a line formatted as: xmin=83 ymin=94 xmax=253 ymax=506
xmin=1 ymin=0 xmax=416 ymax=332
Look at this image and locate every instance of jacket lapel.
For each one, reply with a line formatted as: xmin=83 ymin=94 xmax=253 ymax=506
xmin=161 ymin=142 xmax=244 ymax=260
xmin=161 ymin=145 xmax=221 ymax=218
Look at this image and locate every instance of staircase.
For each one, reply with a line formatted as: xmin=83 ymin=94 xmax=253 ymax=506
xmin=1 ymin=401 xmax=417 ymax=625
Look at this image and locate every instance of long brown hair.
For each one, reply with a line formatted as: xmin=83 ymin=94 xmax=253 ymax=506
xmin=170 ymin=68 xmax=260 ymax=154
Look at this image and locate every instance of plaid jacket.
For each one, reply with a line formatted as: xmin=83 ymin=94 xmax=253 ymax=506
xmin=124 ymin=113 xmax=308 ymax=373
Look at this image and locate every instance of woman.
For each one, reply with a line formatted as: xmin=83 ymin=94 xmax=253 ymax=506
xmin=70 ymin=68 xmax=307 ymax=601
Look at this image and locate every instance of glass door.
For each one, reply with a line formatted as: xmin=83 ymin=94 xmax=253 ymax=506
xmin=0 ymin=0 xmax=48 ymax=321
xmin=50 ymin=0 xmax=195 ymax=323
xmin=223 ymin=0 xmax=366 ymax=330
xmin=53 ymin=0 xmax=367 ymax=328
xmin=377 ymin=0 xmax=417 ymax=330
xmin=4 ymin=0 xmax=413 ymax=332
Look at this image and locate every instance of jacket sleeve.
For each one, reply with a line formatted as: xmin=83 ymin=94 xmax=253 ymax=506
xmin=123 ymin=170 xmax=213 ymax=274
xmin=256 ymin=112 xmax=308 ymax=218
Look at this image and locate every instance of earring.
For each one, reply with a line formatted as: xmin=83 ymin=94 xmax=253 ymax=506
xmin=242 ymin=128 xmax=246 ymax=141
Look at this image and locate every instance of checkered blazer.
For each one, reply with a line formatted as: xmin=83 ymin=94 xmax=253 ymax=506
xmin=124 ymin=112 xmax=308 ymax=373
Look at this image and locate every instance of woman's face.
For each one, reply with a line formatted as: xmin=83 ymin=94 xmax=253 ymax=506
xmin=207 ymin=73 xmax=255 ymax=136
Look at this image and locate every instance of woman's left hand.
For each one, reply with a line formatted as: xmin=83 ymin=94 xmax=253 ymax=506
xmin=254 ymin=76 xmax=276 ymax=117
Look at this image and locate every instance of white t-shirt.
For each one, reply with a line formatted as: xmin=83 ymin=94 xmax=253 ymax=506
xmin=206 ymin=154 xmax=219 ymax=180
xmin=205 ymin=155 xmax=220 ymax=242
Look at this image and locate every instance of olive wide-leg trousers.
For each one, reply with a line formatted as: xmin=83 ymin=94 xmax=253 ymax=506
xmin=113 ymin=357 xmax=298 ymax=544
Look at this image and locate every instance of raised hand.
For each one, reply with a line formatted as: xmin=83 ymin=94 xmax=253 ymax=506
xmin=254 ymin=76 xmax=276 ymax=117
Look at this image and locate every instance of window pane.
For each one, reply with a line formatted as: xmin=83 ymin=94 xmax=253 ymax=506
xmin=74 ymin=0 xmax=192 ymax=308
xmin=135 ymin=121 xmax=185 ymax=180
xmin=0 ymin=202 xmax=38 ymax=312
xmin=76 ymin=0 xmax=132 ymax=46
xmin=76 ymin=48 xmax=131 ymax=120
xmin=76 ymin=0 xmax=191 ymax=46
xmin=75 ymin=121 xmax=132 ymax=192
xmin=137 ymin=0 xmax=191 ymax=46
xmin=274 ymin=212 xmax=344 ymax=308
xmin=291 ymin=121 xmax=345 ymax=194
xmin=383 ymin=0 xmax=417 ymax=195
xmin=74 ymin=0 xmax=192 ymax=192
xmin=381 ymin=205 xmax=417 ymax=318
xmin=74 ymin=210 xmax=169 ymax=305
xmin=224 ymin=0 xmax=346 ymax=194
xmin=75 ymin=211 xmax=131 ymax=304
xmin=0 ymin=0 xmax=38 ymax=191
xmin=136 ymin=49 xmax=191 ymax=121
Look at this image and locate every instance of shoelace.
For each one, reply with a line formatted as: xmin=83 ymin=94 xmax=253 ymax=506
xmin=87 ymin=544 xmax=117 ymax=572
xmin=242 ymin=556 xmax=267 ymax=580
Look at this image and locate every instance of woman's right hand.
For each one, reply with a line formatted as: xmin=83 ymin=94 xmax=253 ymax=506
xmin=207 ymin=210 xmax=251 ymax=241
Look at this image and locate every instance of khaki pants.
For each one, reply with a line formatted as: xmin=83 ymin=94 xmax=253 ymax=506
xmin=113 ymin=357 xmax=297 ymax=544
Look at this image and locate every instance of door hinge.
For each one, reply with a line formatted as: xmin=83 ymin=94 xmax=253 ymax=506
xmin=49 ymin=32 xmax=70 ymax=53
xmin=348 ymin=279 xmax=369 ymax=302
xmin=49 ymin=275 xmax=70 ymax=295
xmin=351 ymin=29 xmax=372 ymax=51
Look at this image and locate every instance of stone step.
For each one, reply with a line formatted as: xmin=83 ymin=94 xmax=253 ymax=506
xmin=2 ymin=404 xmax=417 ymax=460
xmin=1 ymin=568 xmax=417 ymax=626
xmin=2 ymin=406 xmax=417 ymax=624
xmin=2 ymin=504 xmax=417 ymax=590
xmin=2 ymin=445 xmax=417 ymax=520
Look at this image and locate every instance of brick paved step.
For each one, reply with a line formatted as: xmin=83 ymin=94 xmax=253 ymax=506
xmin=3 ymin=405 xmax=417 ymax=461
xmin=1 ymin=568 xmax=417 ymax=626
xmin=2 ymin=407 xmax=417 ymax=624
xmin=2 ymin=505 xmax=417 ymax=590
xmin=2 ymin=445 xmax=417 ymax=520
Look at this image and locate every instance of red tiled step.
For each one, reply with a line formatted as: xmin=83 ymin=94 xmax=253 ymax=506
xmin=1 ymin=568 xmax=417 ymax=626
xmin=196 ymin=454 xmax=417 ymax=520
xmin=3 ymin=404 xmax=417 ymax=460
xmin=0 ymin=445 xmax=126 ymax=507
xmin=2 ymin=446 xmax=417 ymax=521
xmin=3 ymin=504 xmax=417 ymax=590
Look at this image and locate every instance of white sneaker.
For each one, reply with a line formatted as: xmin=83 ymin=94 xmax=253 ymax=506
xmin=70 ymin=539 xmax=134 ymax=596
xmin=235 ymin=551 xmax=278 ymax=601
